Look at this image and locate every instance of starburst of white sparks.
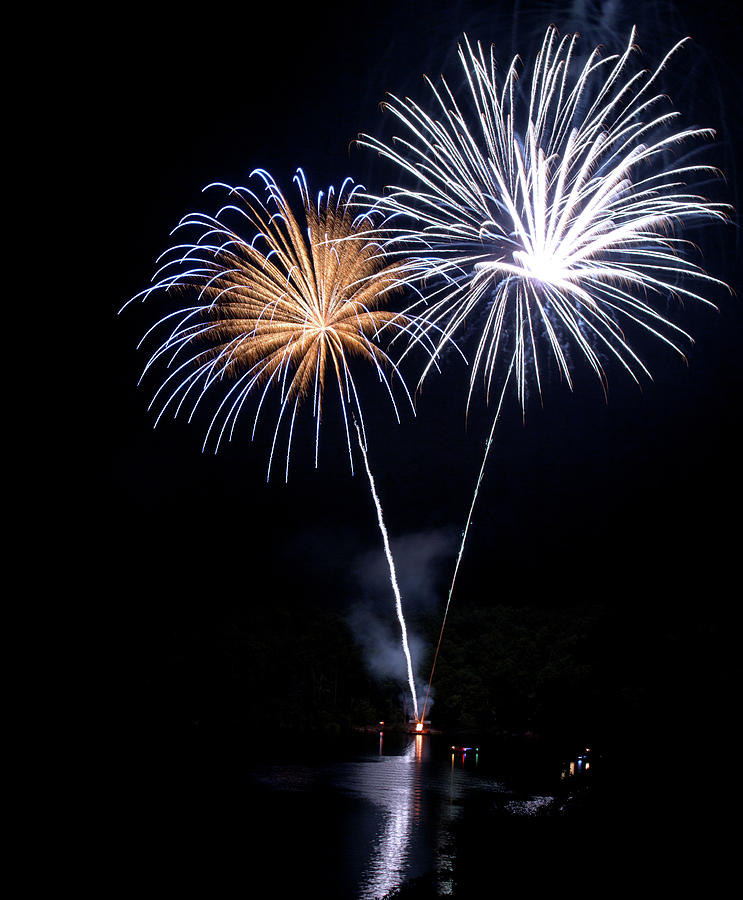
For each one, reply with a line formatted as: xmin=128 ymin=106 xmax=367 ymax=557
xmin=360 ymin=26 xmax=730 ymax=409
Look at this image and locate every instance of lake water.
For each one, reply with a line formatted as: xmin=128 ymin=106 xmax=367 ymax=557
xmin=239 ymin=731 xmax=588 ymax=897
xmin=124 ymin=722 xmax=728 ymax=890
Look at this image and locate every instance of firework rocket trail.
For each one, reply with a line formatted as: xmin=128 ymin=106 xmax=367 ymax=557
xmin=356 ymin=421 xmax=419 ymax=721
xmin=421 ymin=354 xmax=513 ymax=722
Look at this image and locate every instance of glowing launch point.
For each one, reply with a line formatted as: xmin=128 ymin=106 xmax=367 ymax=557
xmin=407 ymin=718 xmax=432 ymax=734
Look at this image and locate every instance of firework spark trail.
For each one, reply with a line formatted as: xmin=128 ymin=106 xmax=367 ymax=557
xmin=360 ymin=26 xmax=730 ymax=716
xmin=421 ymin=353 xmax=514 ymax=723
xmin=356 ymin=420 xmax=419 ymax=721
xmin=123 ymin=169 xmax=426 ymax=719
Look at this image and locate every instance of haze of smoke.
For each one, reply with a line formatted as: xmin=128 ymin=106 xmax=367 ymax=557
xmin=347 ymin=528 xmax=455 ymax=712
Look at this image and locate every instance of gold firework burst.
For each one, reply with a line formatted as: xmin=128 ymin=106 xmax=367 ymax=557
xmin=128 ymin=168 xmax=416 ymax=477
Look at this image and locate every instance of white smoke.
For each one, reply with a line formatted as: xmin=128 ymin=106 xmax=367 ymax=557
xmin=348 ymin=527 xmax=455 ymax=716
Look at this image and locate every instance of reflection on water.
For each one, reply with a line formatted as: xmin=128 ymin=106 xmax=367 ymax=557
xmin=249 ymin=733 xmax=561 ymax=897
xmin=333 ymin=733 xmax=473 ymax=897
xmin=561 ymin=746 xmax=593 ymax=780
xmin=354 ymin=735 xmax=423 ymax=899
xmin=331 ymin=734 xmax=511 ymax=898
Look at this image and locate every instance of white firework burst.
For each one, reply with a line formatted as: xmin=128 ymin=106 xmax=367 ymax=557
xmin=360 ymin=25 xmax=730 ymax=409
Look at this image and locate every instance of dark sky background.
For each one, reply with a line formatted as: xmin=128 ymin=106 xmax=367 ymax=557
xmin=105 ymin=0 xmax=741 ymax=747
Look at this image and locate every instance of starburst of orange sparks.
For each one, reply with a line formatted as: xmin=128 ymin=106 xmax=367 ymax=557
xmin=125 ymin=168 xmax=420 ymax=480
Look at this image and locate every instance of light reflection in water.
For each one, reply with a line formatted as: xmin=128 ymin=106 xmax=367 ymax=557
xmin=561 ymin=747 xmax=593 ymax=781
xmin=353 ymin=735 xmax=424 ymax=899
xmin=251 ymin=735 xmax=547 ymax=896
xmin=350 ymin=736 xmax=477 ymax=898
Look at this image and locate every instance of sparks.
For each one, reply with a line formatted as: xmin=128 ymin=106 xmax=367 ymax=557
xmin=356 ymin=421 xmax=419 ymax=722
xmin=123 ymin=168 xmax=416 ymax=481
xmin=360 ymin=26 xmax=729 ymax=409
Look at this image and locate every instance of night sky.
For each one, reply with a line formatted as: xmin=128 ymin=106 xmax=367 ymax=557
xmin=105 ymin=0 xmax=741 ymax=805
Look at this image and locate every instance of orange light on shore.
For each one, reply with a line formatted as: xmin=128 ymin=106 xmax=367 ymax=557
xmin=415 ymin=722 xmax=423 ymax=733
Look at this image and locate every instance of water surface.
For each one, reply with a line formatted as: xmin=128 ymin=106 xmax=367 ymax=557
xmin=245 ymin=731 xmax=569 ymax=897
